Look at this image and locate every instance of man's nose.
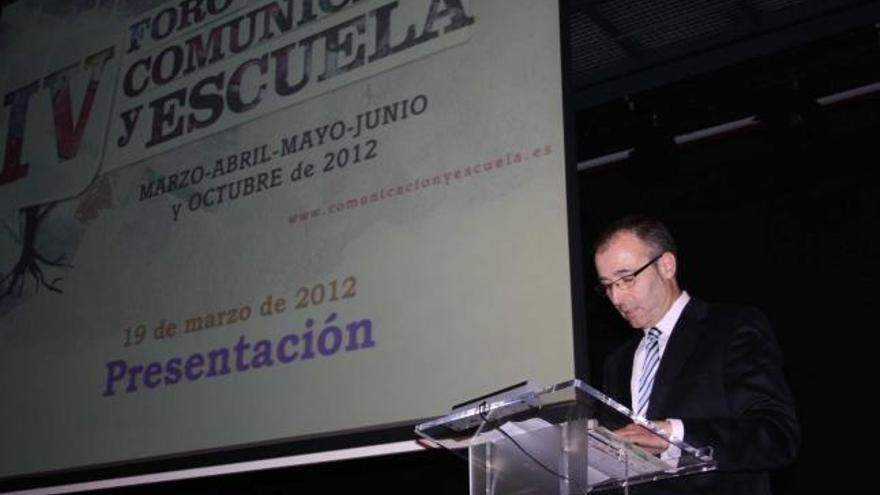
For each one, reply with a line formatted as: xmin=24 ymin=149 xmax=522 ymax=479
xmin=607 ymin=284 xmax=625 ymax=305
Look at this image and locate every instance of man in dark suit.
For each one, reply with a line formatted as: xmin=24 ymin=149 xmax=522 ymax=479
xmin=594 ymin=215 xmax=799 ymax=495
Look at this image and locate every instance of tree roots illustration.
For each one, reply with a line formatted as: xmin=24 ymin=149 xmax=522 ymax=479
xmin=1 ymin=203 xmax=71 ymax=300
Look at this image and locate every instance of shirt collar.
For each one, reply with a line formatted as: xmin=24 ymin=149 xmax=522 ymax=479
xmin=645 ymin=291 xmax=690 ymax=339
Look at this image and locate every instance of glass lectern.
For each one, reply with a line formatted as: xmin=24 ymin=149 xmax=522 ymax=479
xmin=415 ymin=379 xmax=716 ymax=494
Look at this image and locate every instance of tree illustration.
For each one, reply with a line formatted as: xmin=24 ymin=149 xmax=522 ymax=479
xmin=0 ymin=202 xmax=71 ymax=300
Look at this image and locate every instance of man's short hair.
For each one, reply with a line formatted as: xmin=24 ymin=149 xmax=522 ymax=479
xmin=593 ymin=215 xmax=678 ymax=258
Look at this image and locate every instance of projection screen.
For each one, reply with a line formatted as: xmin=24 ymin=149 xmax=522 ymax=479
xmin=0 ymin=0 xmax=577 ymax=483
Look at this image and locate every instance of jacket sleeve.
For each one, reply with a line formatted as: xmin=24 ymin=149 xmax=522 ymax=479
xmin=682 ymin=309 xmax=800 ymax=471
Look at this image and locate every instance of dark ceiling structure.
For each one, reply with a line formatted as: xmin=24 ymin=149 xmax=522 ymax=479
xmin=565 ymin=0 xmax=880 ymax=165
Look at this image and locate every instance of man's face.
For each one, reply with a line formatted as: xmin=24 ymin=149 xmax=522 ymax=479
xmin=594 ymin=232 xmax=678 ymax=329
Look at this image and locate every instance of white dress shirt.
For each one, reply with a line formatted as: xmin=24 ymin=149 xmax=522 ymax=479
xmin=630 ymin=291 xmax=690 ymax=458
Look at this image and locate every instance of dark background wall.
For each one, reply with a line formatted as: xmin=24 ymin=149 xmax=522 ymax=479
xmin=579 ymin=89 xmax=876 ymax=495
xmin=576 ymin=18 xmax=878 ymax=493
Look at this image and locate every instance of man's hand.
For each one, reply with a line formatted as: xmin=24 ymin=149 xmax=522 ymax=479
xmin=614 ymin=420 xmax=672 ymax=456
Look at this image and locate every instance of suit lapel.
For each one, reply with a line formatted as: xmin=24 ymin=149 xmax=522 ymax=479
xmin=647 ymin=298 xmax=709 ymax=418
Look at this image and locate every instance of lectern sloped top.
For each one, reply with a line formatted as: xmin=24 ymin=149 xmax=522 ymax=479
xmin=416 ymin=379 xmax=716 ymax=494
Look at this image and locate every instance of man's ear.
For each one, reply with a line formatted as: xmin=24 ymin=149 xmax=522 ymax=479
xmin=658 ymin=251 xmax=677 ymax=280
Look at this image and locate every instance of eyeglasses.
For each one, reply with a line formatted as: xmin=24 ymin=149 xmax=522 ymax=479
xmin=594 ymin=253 xmax=664 ymax=297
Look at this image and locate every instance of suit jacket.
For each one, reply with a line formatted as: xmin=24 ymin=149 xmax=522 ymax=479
xmin=602 ymin=297 xmax=800 ymax=495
